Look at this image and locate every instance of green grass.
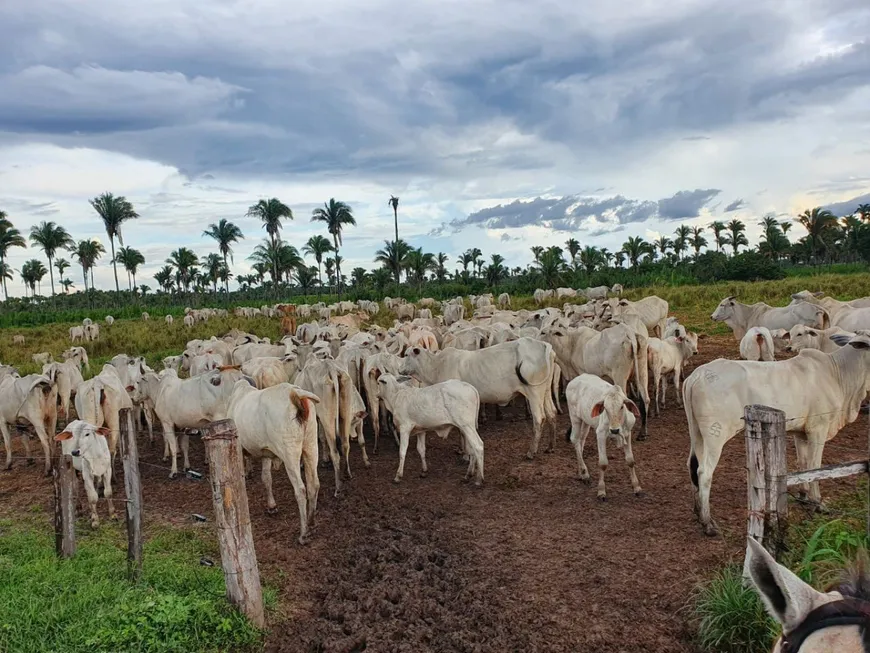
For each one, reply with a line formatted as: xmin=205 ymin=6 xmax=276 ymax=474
xmin=693 ymin=482 xmax=870 ymax=652
xmin=0 ymin=517 xmax=272 ymax=653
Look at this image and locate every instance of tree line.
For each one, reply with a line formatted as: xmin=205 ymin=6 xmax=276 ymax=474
xmin=0 ymin=195 xmax=868 ymax=303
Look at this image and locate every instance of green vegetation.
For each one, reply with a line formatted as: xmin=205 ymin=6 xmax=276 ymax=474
xmin=0 ymin=517 xmax=271 ymax=653
xmin=693 ymin=484 xmax=870 ymax=652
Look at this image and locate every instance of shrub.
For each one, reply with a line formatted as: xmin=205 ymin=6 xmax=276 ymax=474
xmin=725 ymin=252 xmax=786 ymax=282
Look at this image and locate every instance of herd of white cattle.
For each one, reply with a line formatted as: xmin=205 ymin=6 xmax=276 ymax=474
xmin=1 ymin=287 xmax=869 ymax=543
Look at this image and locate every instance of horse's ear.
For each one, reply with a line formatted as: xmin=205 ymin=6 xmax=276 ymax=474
xmin=745 ymin=538 xmax=827 ymax=632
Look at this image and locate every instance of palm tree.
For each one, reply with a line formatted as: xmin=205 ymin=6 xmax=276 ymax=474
xmin=435 ymin=252 xmax=449 ymax=282
xmin=578 ymin=246 xmax=601 ymax=275
xmin=404 ymin=248 xmax=435 ymax=289
xmin=89 ymin=192 xmax=139 ymax=292
xmin=249 ymin=239 xmax=303 ymax=285
xmin=71 ymin=239 xmax=105 ymax=291
xmin=311 ymin=198 xmax=355 ymax=298
xmin=857 ymin=204 xmax=870 ymax=222
xmin=28 ymin=221 xmax=73 ymax=296
xmin=0 ymin=263 xmax=12 ymax=295
xmin=203 ymin=219 xmax=244 ymax=293
xmin=600 ymin=248 xmax=613 ymax=268
xmin=673 ymin=225 xmax=691 ymax=260
xmin=0 ymin=213 xmax=27 ymax=300
xmin=55 ymin=257 xmax=71 ymax=284
xmin=655 ymin=236 xmax=672 ymax=261
xmin=166 ymin=247 xmax=199 ymax=292
xmin=622 ymin=236 xmax=650 ymax=269
xmin=324 ymin=258 xmax=335 ymax=290
xmin=797 ymin=207 xmax=838 ymax=264
xmin=726 ymin=219 xmax=748 ymax=256
xmin=247 ymin=198 xmax=293 ymax=285
xmin=469 ymin=248 xmax=484 ymax=277
xmin=565 ymin=238 xmax=581 ymax=265
xmin=530 ymin=246 xmax=544 ymax=264
xmin=388 ymin=195 xmax=400 ymax=255
xmin=614 ymin=251 xmax=626 ymax=268
xmin=302 ymin=234 xmax=334 ymax=295
xmin=154 ymin=265 xmax=174 ymax=293
xmin=536 ymin=248 xmax=565 ymax=289
xmin=370 ymin=267 xmax=392 ymax=293
xmin=60 ymin=278 xmax=74 ymax=294
xmin=458 ymin=251 xmax=476 ymax=278
xmin=841 ymin=215 xmax=862 ymax=260
xmin=485 ymin=254 xmax=508 ymax=287
xmin=351 ymin=267 xmax=368 ymax=287
xmin=21 ymin=259 xmax=47 ymax=296
xmin=708 ymin=221 xmax=729 ymax=253
xmin=296 ymin=266 xmax=317 ymax=294
xmin=690 ymin=226 xmax=707 ymax=258
xmin=203 ymin=253 xmax=224 ymax=294
xmin=374 ymin=239 xmax=410 ymax=284
xmin=114 ymin=246 xmax=145 ymax=291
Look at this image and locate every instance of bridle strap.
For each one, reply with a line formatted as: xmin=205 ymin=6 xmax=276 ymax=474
xmin=781 ymin=598 xmax=870 ymax=653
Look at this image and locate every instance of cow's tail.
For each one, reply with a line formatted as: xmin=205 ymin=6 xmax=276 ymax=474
xmin=330 ymin=368 xmax=341 ymax=451
xmin=755 ymin=332 xmax=764 ymax=359
xmin=819 ymin=308 xmax=831 ymax=330
xmin=684 ymin=371 xmax=701 ymax=489
xmin=515 ymin=362 xmax=529 ymax=385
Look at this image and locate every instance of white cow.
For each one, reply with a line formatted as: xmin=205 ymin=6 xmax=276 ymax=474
xmin=785 ymin=325 xmax=852 ymax=354
xmin=183 ymin=314 xmax=195 ymax=328
xmin=684 ymin=331 xmax=870 ymax=536
xmin=295 ymin=359 xmax=353 ymax=496
xmin=43 ymin=361 xmax=84 ymax=421
xmin=165 ymin=315 xmax=174 ymax=326
xmin=69 ymin=326 xmax=85 ymax=343
xmin=443 ymin=304 xmax=465 ymax=326
xmin=376 ymin=374 xmax=484 ymax=485
xmin=232 ymin=343 xmax=288 ymax=364
xmin=142 ymin=312 xmax=150 ymax=321
xmin=153 ymin=367 xmax=251 ymax=477
xmin=583 ymin=286 xmax=610 ymax=300
xmin=162 ymin=355 xmax=182 ymax=371
xmin=566 ymin=374 xmax=641 ymax=499
xmin=646 ymin=333 xmax=699 ymax=414
xmin=240 ymin=356 xmax=297 ymax=389
xmin=608 ymin=296 xmax=669 ymax=338
xmin=227 ymin=382 xmax=320 ymax=543
xmin=711 ymin=297 xmax=828 ymax=341
xmin=62 ymin=346 xmax=90 ymax=370
xmin=361 ymin=352 xmax=405 ymax=452
xmin=55 ymin=420 xmax=115 ymax=527
xmin=32 ymin=352 xmax=53 ymax=365
xmin=75 ymin=365 xmax=134 ymax=455
xmin=400 ymin=338 xmax=557 ymax=458
xmin=534 ymin=288 xmax=554 ymax=305
xmin=12 ymin=334 xmax=24 ymax=345
xmin=739 ymin=327 xmax=776 ymax=361
xmin=188 ymin=354 xmax=222 ymax=376
xmin=0 ymin=374 xmax=57 ymax=474
xmin=105 ymin=315 xmax=114 ymax=326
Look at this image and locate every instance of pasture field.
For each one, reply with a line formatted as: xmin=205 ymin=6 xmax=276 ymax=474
xmin=0 ymin=275 xmax=869 ymax=652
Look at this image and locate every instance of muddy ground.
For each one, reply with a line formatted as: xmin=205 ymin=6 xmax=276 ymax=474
xmin=1 ymin=334 xmax=867 ymax=652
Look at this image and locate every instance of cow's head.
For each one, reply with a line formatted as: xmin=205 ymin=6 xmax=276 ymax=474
xmin=711 ymin=296 xmax=737 ymax=322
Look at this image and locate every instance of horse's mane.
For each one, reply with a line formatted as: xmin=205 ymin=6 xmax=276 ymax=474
xmin=826 ymin=550 xmax=870 ymax=601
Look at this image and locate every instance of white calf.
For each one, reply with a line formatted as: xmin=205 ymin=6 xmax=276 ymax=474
xmin=566 ymin=374 xmax=641 ymax=499
xmin=646 ymin=333 xmax=699 ymax=415
xmin=55 ymin=420 xmax=115 ymax=527
xmin=69 ymin=326 xmax=85 ymax=343
xmin=739 ymin=327 xmax=775 ymax=361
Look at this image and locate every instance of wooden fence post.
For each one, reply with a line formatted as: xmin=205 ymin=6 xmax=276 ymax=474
xmin=53 ymin=451 xmax=76 ymax=559
xmin=119 ymin=408 xmax=144 ymax=582
xmin=202 ymin=419 xmax=265 ymax=628
xmin=744 ymin=404 xmax=787 ymax=576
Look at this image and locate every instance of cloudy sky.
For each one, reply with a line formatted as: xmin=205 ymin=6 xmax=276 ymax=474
xmin=1 ymin=0 xmax=869 ymax=295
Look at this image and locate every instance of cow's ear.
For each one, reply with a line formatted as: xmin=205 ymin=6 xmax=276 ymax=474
xmin=125 ymin=385 xmax=135 ymax=392
xmin=624 ymin=400 xmax=640 ymax=418
xmin=591 ymin=402 xmax=605 ymax=418
xmin=807 ymin=330 xmax=818 ymax=337
xmin=96 ymin=426 xmax=111 ymax=437
xmin=54 ymin=430 xmax=73 ymax=441
xmin=675 ymin=336 xmax=684 ymax=343
xmin=412 ymin=347 xmax=421 ymax=355
xmin=782 ymin=332 xmax=791 ymax=340
xmin=209 ymin=375 xmax=222 ymax=386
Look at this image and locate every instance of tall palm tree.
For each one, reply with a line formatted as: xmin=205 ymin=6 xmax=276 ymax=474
xmin=0 ymin=214 xmax=27 ymax=300
xmin=374 ymin=239 xmax=409 ymax=284
xmin=28 ymin=221 xmax=73 ymax=296
xmin=303 ymin=234 xmax=334 ymax=295
xmin=71 ymin=239 xmax=105 ymax=291
xmin=857 ymin=204 xmax=870 ymax=222
xmin=203 ymin=218 xmax=244 ymax=293
xmin=55 ymin=258 xmax=71 ymax=289
xmin=485 ymin=254 xmax=508 ymax=287
xmin=203 ymin=253 xmax=224 ymax=294
xmin=21 ymin=259 xmax=47 ymax=296
xmin=0 ymin=263 xmax=13 ymax=296
xmin=89 ymin=192 xmax=139 ymax=292
xmin=351 ymin=267 xmax=368 ymax=287
xmin=311 ymin=198 xmax=355 ymax=298
xmin=166 ymin=247 xmax=199 ymax=292
xmin=114 ymin=246 xmax=145 ymax=291
xmin=435 ymin=252 xmax=449 ymax=282
xmin=530 ymin=246 xmax=544 ymax=264
xmin=536 ymin=248 xmax=565 ymax=289
xmin=565 ymin=238 xmax=581 ymax=265
xmin=60 ymin=278 xmax=74 ymax=294
xmin=388 ymin=195 xmax=400 ymax=253
xmin=797 ymin=207 xmax=838 ymax=264
xmin=324 ymin=258 xmax=335 ymax=290
xmin=370 ymin=267 xmax=392 ymax=293
xmin=655 ymin=236 xmax=672 ymax=261
xmin=469 ymin=248 xmax=484 ymax=277
xmin=247 ymin=198 xmax=293 ymax=285
xmin=404 ymin=248 xmax=435 ymax=289
xmin=249 ymin=239 xmax=303 ymax=285
xmin=614 ymin=251 xmax=626 ymax=268
xmin=458 ymin=251 xmax=475 ymax=281
xmin=726 ymin=219 xmax=748 ymax=256
xmin=708 ymin=221 xmax=729 ymax=253
xmin=296 ymin=266 xmax=318 ymax=294
xmin=578 ymin=246 xmax=601 ymax=275
xmin=154 ymin=266 xmax=174 ymax=293
xmin=690 ymin=226 xmax=707 ymax=258
xmin=673 ymin=225 xmax=691 ymax=260
xmin=621 ymin=236 xmax=650 ymax=269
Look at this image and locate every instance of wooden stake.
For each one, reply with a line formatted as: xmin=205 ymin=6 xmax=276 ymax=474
xmin=202 ymin=419 xmax=265 ymax=628
xmin=744 ymin=405 xmax=767 ymax=573
xmin=759 ymin=405 xmax=787 ymax=558
xmin=119 ymin=408 xmax=143 ymax=582
xmin=53 ymin=451 xmax=76 ymax=559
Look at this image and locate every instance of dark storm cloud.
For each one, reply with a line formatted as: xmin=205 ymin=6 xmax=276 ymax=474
xmin=657 ymin=189 xmax=721 ymax=220
xmin=724 ymin=198 xmax=746 ymax=212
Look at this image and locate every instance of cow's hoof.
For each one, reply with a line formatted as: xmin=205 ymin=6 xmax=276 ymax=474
xmin=43 ymin=469 xmax=52 ymax=478
xmin=26 ymin=458 xmax=34 ymax=466
xmin=110 ymin=513 xmax=119 ymax=521
xmin=634 ymin=490 xmax=645 ymax=498
xmin=474 ymin=479 xmax=483 ymax=487
xmin=525 ymin=452 xmax=535 ymax=461
xmin=636 ymin=434 xmax=648 ymax=442
xmin=393 ymin=477 xmax=401 ymax=484
xmin=598 ymin=495 xmax=607 ymax=502
xmin=90 ymin=520 xmax=99 ymax=528
xmin=265 ymin=507 xmax=278 ymax=516
xmin=703 ymin=522 xmax=719 ymax=537
xmin=814 ymin=502 xmax=830 ymax=514
xmin=162 ymin=456 xmax=170 ymax=463
xmin=298 ymin=535 xmax=309 ymax=546
xmin=419 ymin=471 xmax=427 ymax=479
xmin=168 ymin=472 xmax=178 ymax=480
xmin=579 ymin=476 xmax=590 ymax=485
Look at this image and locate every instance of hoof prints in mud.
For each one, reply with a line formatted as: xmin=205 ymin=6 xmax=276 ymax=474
xmin=295 ymin=513 xmax=523 ymax=653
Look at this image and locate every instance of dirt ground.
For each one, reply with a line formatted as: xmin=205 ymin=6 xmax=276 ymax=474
xmin=1 ymin=334 xmax=868 ymax=652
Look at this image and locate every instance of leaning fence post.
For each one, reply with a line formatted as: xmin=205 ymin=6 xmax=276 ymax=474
xmin=202 ymin=419 xmax=265 ymax=628
xmin=53 ymin=451 xmax=76 ymax=559
xmin=119 ymin=407 xmax=144 ymax=582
